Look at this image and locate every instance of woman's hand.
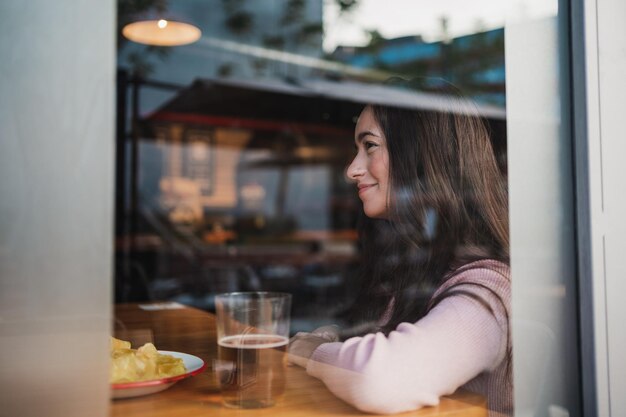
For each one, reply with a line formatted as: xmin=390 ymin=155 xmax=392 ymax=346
xmin=288 ymin=325 xmax=340 ymax=368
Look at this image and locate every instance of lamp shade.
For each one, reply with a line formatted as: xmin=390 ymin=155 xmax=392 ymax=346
xmin=122 ymin=16 xmax=201 ymax=46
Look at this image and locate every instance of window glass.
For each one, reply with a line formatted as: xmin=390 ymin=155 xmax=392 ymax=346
xmin=113 ymin=1 xmax=578 ymax=415
xmin=117 ymin=0 xmax=513 ymax=323
xmin=0 ymin=1 xmax=590 ymax=416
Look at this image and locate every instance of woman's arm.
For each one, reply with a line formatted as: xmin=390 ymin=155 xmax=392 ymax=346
xmin=306 ymin=290 xmax=508 ymax=414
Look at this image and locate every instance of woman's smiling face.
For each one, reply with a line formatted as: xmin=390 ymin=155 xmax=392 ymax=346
xmin=347 ymin=106 xmax=390 ymax=219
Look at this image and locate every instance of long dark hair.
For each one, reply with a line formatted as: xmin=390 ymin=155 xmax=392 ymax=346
xmin=344 ymin=94 xmax=509 ymax=336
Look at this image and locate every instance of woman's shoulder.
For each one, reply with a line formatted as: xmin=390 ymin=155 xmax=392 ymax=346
xmin=450 ymin=259 xmax=510 ymax=282
xmin=433 ymin=259 xmax=511 ymax=303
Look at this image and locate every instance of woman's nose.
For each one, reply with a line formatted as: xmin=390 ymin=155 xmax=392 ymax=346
xmin=346 ymin=156 xmax=364 ymax=181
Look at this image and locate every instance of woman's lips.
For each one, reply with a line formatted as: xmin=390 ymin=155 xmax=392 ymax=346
xmin=358 ymin=184 xmax=376 ymax=196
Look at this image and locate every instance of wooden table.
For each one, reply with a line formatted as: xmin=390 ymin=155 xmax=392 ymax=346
xmin=111 ymin=303 xmax=487 ymax=417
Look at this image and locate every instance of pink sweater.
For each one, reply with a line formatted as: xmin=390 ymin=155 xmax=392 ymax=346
xmin=306 ymin=260 xmax=512 ymax=416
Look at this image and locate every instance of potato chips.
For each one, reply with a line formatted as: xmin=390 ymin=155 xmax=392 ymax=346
xmin=110 ymin=337 xmax=186 ymax=383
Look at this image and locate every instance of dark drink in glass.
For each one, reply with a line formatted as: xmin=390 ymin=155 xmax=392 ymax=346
xmin=217 ymin=334 xmax=288 ymax=408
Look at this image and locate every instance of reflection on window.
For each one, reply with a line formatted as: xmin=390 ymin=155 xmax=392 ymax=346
xmin=115 ymin=0 xmax=508 ymax=333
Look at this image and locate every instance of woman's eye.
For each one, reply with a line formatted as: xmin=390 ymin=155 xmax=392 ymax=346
xmin=365 ymin=141 xmax=378 ymax=151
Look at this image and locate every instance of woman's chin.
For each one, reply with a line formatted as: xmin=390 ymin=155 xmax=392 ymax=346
xmin=363 ymin=206 xmax=388 ymax=219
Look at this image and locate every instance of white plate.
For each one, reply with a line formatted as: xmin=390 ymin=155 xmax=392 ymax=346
xmin=111 ymin=351 xmax=206 ymax=399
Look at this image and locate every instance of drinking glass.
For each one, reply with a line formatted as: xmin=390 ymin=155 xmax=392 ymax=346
xmin=214 ymin=292 xmax=292 ymax=408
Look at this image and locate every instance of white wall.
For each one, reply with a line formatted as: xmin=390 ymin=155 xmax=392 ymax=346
xmin=582 ymin=0 xmax=626 ymax=415
xmin=0 ymin=2 xmax=114 ymax=417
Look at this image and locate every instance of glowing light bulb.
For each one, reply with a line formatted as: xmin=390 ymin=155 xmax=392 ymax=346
xmin=123 ymin=18 xmax=201 ymax=46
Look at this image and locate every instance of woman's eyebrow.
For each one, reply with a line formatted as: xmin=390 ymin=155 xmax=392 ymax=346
xmin=355 ymin=130 xmax=380 ymax=143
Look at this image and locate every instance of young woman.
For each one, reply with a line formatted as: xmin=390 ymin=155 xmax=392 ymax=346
xmin=288 ymin=98 xmax=511 ymax=416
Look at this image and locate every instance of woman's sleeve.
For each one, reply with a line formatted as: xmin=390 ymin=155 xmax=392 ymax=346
xmin=306 ymin=278 xmax=509 ymax=414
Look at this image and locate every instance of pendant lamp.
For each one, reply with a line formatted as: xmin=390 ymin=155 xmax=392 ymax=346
xmin=122 ymin=11 xmax=201 ymax=47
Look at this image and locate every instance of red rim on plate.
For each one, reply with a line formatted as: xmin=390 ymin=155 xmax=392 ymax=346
xmin=111 ymin=351 xmax=206 ymax=390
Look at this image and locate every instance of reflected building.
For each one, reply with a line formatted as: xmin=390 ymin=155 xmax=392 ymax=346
xmin=329 ymin=28 xmax=505 ymax=106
